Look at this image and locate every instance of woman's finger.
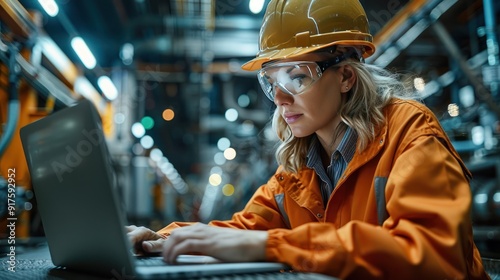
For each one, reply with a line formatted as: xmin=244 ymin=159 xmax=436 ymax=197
xmin=142 ymin=238 xmax=167 ymax=253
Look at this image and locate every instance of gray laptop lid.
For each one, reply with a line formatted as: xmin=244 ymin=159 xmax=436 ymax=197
xmin=20 ymin=99 xmax=137 ymax=276
xmin=20 ymin=100 xmax=289 ymax=279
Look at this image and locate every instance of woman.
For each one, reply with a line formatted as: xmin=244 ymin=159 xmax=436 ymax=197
xmin=128 ymin=0 xmax=490 ymax=279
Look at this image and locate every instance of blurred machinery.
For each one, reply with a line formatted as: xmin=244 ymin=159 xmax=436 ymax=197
xmin=0 ymin=0 xmax=212 ymax=238
xmin=0 ymin=0 xmax=115 ymax=241
xmin=0 ymin=0 xmax=499 ymax=259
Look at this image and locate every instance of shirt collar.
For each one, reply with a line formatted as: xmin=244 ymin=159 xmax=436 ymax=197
xmin=306 ymin=126 xmax=358 ymax=167
xmin=336 ymin=126 xmax=357 ymax=164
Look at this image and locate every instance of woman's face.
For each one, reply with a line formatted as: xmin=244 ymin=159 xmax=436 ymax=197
xmin=273 ymin=53 xmax=353 ymax=140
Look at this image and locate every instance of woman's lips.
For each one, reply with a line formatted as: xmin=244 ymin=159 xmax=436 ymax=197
xmin=284 ymin=114 xmax=302 ymax=124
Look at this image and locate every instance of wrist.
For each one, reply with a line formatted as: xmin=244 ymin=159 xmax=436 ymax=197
xmin=253 ymin=230 xmax=268 ymax=261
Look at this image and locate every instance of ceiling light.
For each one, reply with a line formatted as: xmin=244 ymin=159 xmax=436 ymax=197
xmin=71 ymin=37 xmax=96 ymax=69
xmin=249 ymin=0 xmax=265 ymax=14
xmin=38 ymin=0 xmax=59 ymax=17
xmin=97 ymin=76 xmax=118 ymax=101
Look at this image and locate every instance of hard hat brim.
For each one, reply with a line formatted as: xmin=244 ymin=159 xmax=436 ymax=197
xmin=241 ymin=40 xmax=375 ymax=71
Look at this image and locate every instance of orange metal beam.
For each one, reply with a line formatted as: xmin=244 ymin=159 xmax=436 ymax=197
xmin=373 ymin=0 xmax=429 ymax=47
xmin=0 ymin=0 xmax=34 ymax=39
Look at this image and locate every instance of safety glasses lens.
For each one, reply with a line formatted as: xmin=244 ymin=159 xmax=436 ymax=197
xmin=257 ymin=62 xmax=322 ymax=101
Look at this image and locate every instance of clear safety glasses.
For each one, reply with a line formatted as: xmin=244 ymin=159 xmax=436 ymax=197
xmin=257 ymin=52 xmax=349 ymax=101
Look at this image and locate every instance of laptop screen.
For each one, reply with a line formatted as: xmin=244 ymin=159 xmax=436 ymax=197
xmin=20 ymin=100 xmax=136 ymax=275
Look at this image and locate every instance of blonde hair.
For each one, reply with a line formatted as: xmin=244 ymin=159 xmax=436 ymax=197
xmin=272 ymin=59 xmax=416 ymax=173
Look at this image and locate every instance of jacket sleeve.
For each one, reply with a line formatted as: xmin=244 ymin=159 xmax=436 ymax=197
xmin=264 ymin=135 xmax=487 ymax=279
xmin=210 ymin=173 xmax=289 ymax=230
xmin=157 ymin=170 xmax=288 ymax=236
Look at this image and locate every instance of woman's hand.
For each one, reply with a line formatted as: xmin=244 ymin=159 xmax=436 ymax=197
xmin=162 ymin=223 xmax=268 ymax=263
xmin=126 ymin=225 xmax=166 ymax=255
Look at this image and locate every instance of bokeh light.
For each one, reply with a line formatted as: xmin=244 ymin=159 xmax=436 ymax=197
xmin=162 ymin=109 xmax=175 ymax=121
xmin=222 ymin=184 xmax=235 ymax=196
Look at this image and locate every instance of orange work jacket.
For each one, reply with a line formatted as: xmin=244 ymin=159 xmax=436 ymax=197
xmin=158 ymin=99 xmax=490 ymax=280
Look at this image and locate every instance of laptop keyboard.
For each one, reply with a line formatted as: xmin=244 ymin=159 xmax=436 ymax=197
xmin=136 ymin=256 xmax=167 ymax=266
xmin=132 ymin=257 xmax=338 ymax=279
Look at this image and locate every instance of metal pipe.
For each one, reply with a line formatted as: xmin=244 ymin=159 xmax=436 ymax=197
xmin=482 ymin=0 xmax=499 ymax=99
xmin=0 ymin=44 xmax=20 ymax=158
xmin=0 ymin=44 xmax=76 ymax=107
xmin=483 ymin=0 xmax=499 ymax=66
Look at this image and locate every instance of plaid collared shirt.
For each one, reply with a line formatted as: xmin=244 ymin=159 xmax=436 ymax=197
xmin=306 ymin=127 xmax=358 ymax=207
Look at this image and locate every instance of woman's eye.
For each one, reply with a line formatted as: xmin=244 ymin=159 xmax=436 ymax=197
xmin=292 ymin=75 xmax=305 ymax=85
xmin=291 ymin=74 xmax=310 ymax=89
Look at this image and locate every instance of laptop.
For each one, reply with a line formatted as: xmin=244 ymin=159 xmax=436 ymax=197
xmin=19 ymin=99 xmax=288 ymax=279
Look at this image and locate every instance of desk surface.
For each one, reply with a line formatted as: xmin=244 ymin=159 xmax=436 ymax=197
xmin=1 ymin=242 xmax=499 ymax=280
xmin=0 ymin=242 xmax=340 ymax=280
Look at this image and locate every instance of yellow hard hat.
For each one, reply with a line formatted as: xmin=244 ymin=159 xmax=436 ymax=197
xmin=241 ymin=0 xmax=375 ymax=71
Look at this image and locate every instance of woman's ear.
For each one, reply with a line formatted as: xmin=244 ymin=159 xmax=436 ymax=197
xmin=340 ymin=65 xmax=356 ymax=93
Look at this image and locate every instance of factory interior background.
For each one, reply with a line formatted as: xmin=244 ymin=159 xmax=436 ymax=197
xmin=0 ymin=0 xmax=499 ymax=258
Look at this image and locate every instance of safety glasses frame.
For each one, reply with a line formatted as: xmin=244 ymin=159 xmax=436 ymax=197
xmin=257 ymin=51 xmax=351 ymax=101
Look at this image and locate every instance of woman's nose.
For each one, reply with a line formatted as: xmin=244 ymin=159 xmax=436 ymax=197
xmin=273 ymin=85 xmax=292 ymax=106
